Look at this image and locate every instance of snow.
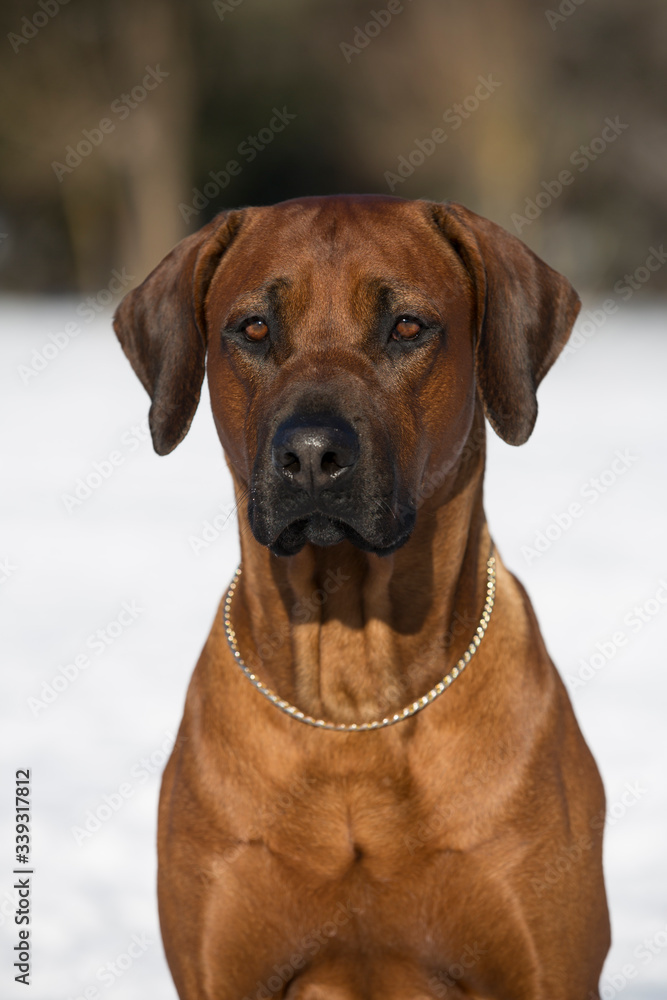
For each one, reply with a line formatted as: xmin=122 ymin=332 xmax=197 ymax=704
xmin=1 ymin=297 xmax=665 ymax=998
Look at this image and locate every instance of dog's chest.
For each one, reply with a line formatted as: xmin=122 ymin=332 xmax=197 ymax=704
xmin=249 ymin=740 xmax=502 ymax=887
xmin=218 ymin=741 xmax=534 ymax=983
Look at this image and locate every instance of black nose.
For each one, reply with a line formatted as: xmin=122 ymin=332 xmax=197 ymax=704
xmin=271 ymin=414 xmax=360 ymax=495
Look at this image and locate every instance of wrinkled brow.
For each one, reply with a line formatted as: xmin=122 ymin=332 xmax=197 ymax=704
xmin=227 ymin=276 xmax=288 ymax=311
xmin=352 ymin=277 xmax=442 ymax=325
xmin=224 ymin=276 xmax=310 ymax=327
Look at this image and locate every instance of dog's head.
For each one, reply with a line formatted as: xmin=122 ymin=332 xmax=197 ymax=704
xmin=113 ymin=195 xmax=579 ymax=556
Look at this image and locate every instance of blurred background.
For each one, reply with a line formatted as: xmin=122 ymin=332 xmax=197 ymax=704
xmin=1 ymin=0 xmax=666 ymax=295
xmin=1 ymin=1 xmax=666 ymax=999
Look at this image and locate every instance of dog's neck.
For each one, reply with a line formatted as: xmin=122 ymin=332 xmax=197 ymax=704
xmin=227 ymin=413 xmax=489 ymax=725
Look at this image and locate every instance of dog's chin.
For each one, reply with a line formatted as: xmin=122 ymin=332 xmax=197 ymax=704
xmin=264 ymin=512 xmax=415 ymax=558
xmin=270 ymin=515 xmax=345 ymax=556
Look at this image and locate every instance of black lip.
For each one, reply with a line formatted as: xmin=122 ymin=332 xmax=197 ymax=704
xmin=266 ymin=510 xmax=415 ymax=558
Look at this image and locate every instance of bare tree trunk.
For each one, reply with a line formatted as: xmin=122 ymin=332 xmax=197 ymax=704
xmin=102 ymin=1 xmax=194 ymax=286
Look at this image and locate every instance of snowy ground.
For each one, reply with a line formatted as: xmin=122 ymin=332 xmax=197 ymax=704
xmin=1 ymin=297 xmax=666 ymax=999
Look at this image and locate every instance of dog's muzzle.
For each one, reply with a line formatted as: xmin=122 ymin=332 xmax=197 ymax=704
xmin=248 ymin=411 xmax=416 ymax=557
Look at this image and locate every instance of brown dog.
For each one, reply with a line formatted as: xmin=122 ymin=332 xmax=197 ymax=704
xmin=113 ymin=195 xmax=610 ymax=1000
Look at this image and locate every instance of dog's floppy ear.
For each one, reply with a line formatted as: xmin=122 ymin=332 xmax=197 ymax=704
xmin=431 ymin=202 xmax=580 ymax=445
xmin=113 ymin=210 xmax=243 ymax=456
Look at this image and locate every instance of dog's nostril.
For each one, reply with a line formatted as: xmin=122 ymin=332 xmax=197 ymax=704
xmin=271 ymin=414 xmax=360 ymax=494
xmin=321 ymin=451 xmax=339 ymax=476
xmin=281 ymin=452 xmax=300 ymax=474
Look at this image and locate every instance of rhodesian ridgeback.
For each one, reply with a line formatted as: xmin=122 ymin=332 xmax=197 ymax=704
xmin=113 ymin=195 xmax=610 ymax=1000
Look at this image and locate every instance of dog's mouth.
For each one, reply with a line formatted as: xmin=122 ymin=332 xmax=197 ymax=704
xmin=272 ymin=514 xmax=346 ymax=556
xmin=247 ymin=410 xmax=417 ymax=557
xmin=258 ymin=508 xmax=416 ymax=558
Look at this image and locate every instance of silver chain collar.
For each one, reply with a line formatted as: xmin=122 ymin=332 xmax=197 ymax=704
xmin=223 ymin=549 xmax=496 ymax=731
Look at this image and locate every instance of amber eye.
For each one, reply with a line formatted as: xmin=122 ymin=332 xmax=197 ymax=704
xmin=392 ymin=317 xmax=422 ymax=341
xmin=243 ymin=318 xmax=268 ymax=341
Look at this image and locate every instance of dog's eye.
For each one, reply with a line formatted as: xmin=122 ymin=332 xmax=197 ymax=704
xmin=242 ymin=318 xmax=269 ymax=341
xmin=391 ymin=317 xmax=422 ymax=341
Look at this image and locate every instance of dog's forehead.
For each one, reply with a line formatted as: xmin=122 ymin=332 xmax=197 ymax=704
xmin=242 ymin=195 xmax=444 ymax=260
xmin=212 ymin=195 xmax=468 ymax=310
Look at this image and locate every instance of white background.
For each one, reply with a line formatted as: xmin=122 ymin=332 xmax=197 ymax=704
xmin=1 ymin=299 xmax=666 ymax=999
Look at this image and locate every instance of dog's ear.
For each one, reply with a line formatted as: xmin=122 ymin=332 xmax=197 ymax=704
xmin=113 ymin=210 xmax=243 ymax=455
xmin=430 ymin=202 xmax=580 ymax=445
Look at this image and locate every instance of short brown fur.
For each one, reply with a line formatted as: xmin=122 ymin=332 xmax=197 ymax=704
xmin=113 ymin=195 xmax=609 ymax=1000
